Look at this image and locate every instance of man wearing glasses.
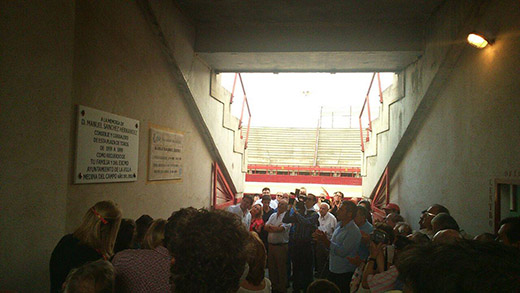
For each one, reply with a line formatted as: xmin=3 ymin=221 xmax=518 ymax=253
xmin=419 ymin=204 xmax=450 ymax=239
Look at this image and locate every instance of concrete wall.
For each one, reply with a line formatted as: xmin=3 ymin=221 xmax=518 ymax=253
xmin=0 ymin=0 xmax=231 ymax=291
xmin=388 ymin=0 xmax=520 ymax=235
xmin=148 ymin=0 xmax=246 ymax=192
xmin=0 ymin=1 xmax=75 ymax=291
xmin=362 ymin=0 xmax=483 ymax=196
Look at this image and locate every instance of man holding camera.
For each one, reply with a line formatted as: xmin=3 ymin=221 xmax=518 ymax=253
xmin=314 ymin=200 xmax=361 ymax=292
xmin=283 ymin=193 xmax=319 ymax=292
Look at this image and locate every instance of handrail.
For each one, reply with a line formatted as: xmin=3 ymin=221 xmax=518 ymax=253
xmin=359 ymin=73 xmax=383 ymax=152
xmin=369 ymin=167 xmax=389 ymax=222
xmin=212 ymin=161 xmax=236 ymax=210
xmin=232 ymin=73 xmax=252 ymax=150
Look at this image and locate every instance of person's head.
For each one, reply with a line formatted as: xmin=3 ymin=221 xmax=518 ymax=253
xmin=142 ymin=219 xmax=167 ymax=249
xmin=114 ymin=218 xmax=136 ymax=254
xmin=396 ymin=240 xmax=520 ymax=292
xmin=383 ymin=203 xmax=400 ymax=215
xmin=357 ymin=199 xmax=372 ymax=212
xmin=432 ymin=229 xmax=462 ymax=244
xmin=243 ymin=232 xmax=267 ymax=286
xmin=304 ymin=193 xmax=317 ymax=209
xmin=63 ymin=260 xmax=115 ymax=293
xmin=419 ymin=204 xmax=449 ymax=230
xmin=336 ymin=200 xmax=357 ymax=223
xmin=497 ymin=217 xmax=520 ymax=248
xmin=306 ymin=279 xmax=340 ymax=293
xmin=164 ymin=207 xmax=199 ymax=252
xmin=333 ymin=191 xmax=344 ymax=203
xmin=407 ymin=231 xmax=430 ymax=245
xmin=262 ymin=187 xmax=270 ymax=196
xmin=319 ymin=203 xmax=330 ymax=217
xmin=474 ymin=232 xmax=496 ymax=242
xmin=372 ymin=222 xmax=395 ymax=245
xmin=354 ymin=205 xmax=369 ymax=227
xmin=431 ymin=212 xmax=459 ymax=235
xmin=281 ymin=193 xmax=290 ymax=202
xmin=250 ymin=203 xmax=263 ymax=218
xmin=261 ymin=195 xmax=271 ymax=211
xmin=384 ymin=212 xmax=404 ymax=228
xmin=168 ymin=209 xmax=249 ymax=292
xmin=135 ymin=215 xmax=154 ymax=246
xmin=300 ymin=187 xmax=307 ymax=195
xmin=73 ymin=201 xmax=122 ymax=259
xmin=394 ymin=221 xmax=412 ymax=237
xmin=277 ymin=200 xmax=289 ymax=214
xmin=240 ymin=195 xmax=254 ymax=212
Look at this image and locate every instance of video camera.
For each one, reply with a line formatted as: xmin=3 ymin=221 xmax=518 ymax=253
xmin=370 ymin=230 xmax=390 ymax=245
xmin=294 ymin=189 xmax=307 ymax=212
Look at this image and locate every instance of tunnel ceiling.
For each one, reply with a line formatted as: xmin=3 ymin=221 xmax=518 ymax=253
xmin=173 ymin=0 xmax=445 ymax=72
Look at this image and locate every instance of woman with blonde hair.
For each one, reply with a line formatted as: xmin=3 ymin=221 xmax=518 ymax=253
xmin=112 ymin=219 xmax=171 ymax=292
xmin=250 ymin=203 xmax=264 ymax=234
xmin=50 ymin=200 xmax=122 ymax=293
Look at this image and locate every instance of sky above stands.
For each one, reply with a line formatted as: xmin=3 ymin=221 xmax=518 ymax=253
xmin=220 ymin=72 xmax=395 ymax=129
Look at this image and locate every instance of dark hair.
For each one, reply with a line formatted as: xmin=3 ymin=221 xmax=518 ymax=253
xmin=114 ymin=218 xmax=136 ymax=254
xmin=164 ymin=207 xmax=199 ymax=251
xmin=64 ymin=260 xmax=115 ymax=293
xmin=387 ymin=213 xmax=404 ymax=224
xmin=394 ymin=235 xmax=413 ymax=251
xmin=167 ymin=209 xmax=249 ymax=292
xmin=261 ymin=194 xmax=271 ymax=201
xmin=396 ymin=240 xmax=520 ymax=292
xmin=262 ymin=187 xmax=270 ymax=192
xmin=357 ymin=199 xmax=372 ymax=212
xmin=135 ymin=215 xmax=153 ymax=247
xmin=409 ymin=232 xmax=430 ymax=245
xmin=244 ymin=232 xmax=267 ymax=286
xmin=431 ymin=213 xmax=460 ymax=233
xmin=374 ymin=222 xmax=395 ymax=244
xmin=307 ymin=279 xmax=340 ymax=293
xmin=356 ymin=206 xmax=370 ymax=220
xmin=334 ymin=191 xmax=344 ymax=198
xmin=242 ymin=194 xmax=254 ymax=203
xmin=499 ymin=217 xmax=520 ymax=243
xmin=341 ymin=200 xmax=358 ymax=219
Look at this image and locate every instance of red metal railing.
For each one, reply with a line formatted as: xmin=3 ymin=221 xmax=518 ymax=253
xmin=230 ymin=73 xmax=252 ymax=149
xmin=359 ymin=73 xmax=384 ymax=152
xmin=212 ymin=162 xmax=236 ymax=210
xmin=369 ymin=167 xmax=389 ymax=222
xmin=247 ymin=164 xmax=361 ymax=174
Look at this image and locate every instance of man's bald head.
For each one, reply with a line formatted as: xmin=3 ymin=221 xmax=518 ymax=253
xmin=433 ymin=229 xmax=462 ymax=244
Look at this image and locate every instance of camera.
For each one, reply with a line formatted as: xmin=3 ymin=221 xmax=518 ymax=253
xmin=370 ymin=230 xmax=389 ymax=244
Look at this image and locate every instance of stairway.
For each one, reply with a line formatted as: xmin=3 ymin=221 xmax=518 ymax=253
xmin=247 ymin=127 xmax=361 ymax=168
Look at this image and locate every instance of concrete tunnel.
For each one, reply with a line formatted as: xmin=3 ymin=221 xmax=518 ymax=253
xmin=1 ymin=0 xmax=520 ymax=291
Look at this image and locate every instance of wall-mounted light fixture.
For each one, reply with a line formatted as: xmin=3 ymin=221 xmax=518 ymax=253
xmin=467 ymin=32 xmax=493 ymax=49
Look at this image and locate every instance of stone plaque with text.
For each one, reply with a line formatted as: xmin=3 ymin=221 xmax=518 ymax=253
xmin=148 ymin=127 xmax=183 ymax=181
xmin=74 ymin=105 xmax=139 ymax=184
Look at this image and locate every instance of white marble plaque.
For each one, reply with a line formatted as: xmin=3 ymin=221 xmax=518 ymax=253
xmin=148 ymin=127 xmax=183 ymax=181
xmin=74 ymin=105 xmax=139 ymax=184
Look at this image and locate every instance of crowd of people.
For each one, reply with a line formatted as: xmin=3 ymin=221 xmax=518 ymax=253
xmin=49 ymin=187 xmax=520 ymax=293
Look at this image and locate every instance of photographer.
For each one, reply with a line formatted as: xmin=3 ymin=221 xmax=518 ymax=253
xmin=361 ymin=223 xmax=397 ymax=293
xmin=283 ymin=193 xmax=319 ymax=292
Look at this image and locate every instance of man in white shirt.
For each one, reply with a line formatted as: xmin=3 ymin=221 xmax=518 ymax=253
xmin=227 ymin=195 xmax=254 ymax=229
xmin=315 ymin=203 xmax=337 ymax=278
xmin=254 ymin=187 xmax=279 ymax=210
xmin=264 ymin=200 xmax=291 ymax=293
